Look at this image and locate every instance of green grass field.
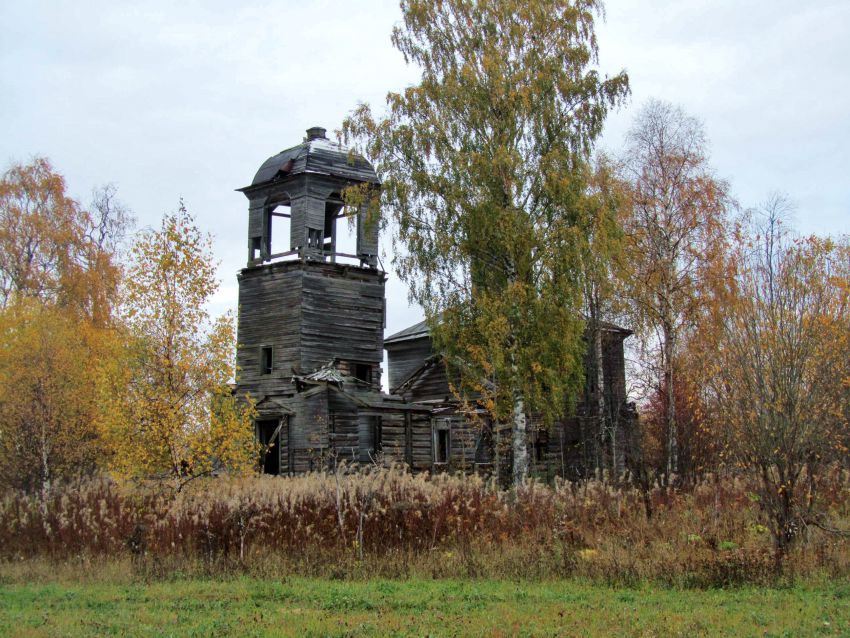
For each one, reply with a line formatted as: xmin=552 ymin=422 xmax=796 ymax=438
xmin=1 ymin=577 xmax=848 ymax=637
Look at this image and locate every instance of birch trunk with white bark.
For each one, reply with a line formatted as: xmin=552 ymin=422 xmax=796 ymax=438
xmin=511 ymin=390 xmax=529 ymax=486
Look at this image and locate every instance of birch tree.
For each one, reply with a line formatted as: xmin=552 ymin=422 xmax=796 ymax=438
xmin=0 ymin=158 xmax=125 ymax=325
xmin=580 ymin=154 xmax=626 ymax=474
xmin=343 ymin=0 xmax=629 ymax=484
xmin=620 ymin=100 xmax=730 ymax=477
xmin=0 ymin=301 xmax=120 ymax=494
xmin=99 ymin=204 xmax=257 ymax=490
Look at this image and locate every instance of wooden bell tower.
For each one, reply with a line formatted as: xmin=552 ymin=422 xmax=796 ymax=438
xmin=234 ymin=127 xmax=386 ymax=407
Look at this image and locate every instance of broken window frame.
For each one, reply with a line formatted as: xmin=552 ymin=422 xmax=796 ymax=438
xmin=530 ymin=427 xmax=548 ymax=463
xmin=352 ymin=361 xmax=373 ymax=385
xmin=257 ymin=418 xmax=283 ymax=475
xmin=433 ymin=418 xmax=451 ymax=465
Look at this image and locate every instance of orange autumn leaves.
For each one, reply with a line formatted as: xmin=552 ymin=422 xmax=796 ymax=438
xmin=0 ymin=158 xmax=123 ymax=493
xmin=0 ymin=159 xmax=256 ymax=493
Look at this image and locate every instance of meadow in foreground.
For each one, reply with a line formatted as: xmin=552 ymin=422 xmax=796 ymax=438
xmin=1 ymin=577 xmax=849 ymax=637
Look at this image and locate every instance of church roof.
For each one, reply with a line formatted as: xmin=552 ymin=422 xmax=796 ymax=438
xmin=239 ymin=126 xmax=379 ymax=191
xmin=385 ymin=316 xmax=632 ymax=347
xmin=384 ymin=318 xmax=430 ymax=345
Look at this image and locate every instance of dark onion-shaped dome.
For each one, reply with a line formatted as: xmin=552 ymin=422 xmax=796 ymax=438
xmin=245 ymin=126 xmax=379 ymax=189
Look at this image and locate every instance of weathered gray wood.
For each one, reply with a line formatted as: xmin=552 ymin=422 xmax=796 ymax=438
xmin=385 ymin=336 xmax=434 ymax=392
xmin=384 ymin=320 xmax=636 ymax=479
xmin=238 ymin=128 xmax=381 ymax=268
xmin=235 ymin=129 xmax=635 ymax=481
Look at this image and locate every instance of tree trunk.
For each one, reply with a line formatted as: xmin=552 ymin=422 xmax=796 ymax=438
xmin=512 ymin=390 xmax=529 ymax=486
xmin=593 ymin=321 xmax=607 ymax=474
xmin=611 ymin=404 xmax=619 ymax=477
xmin=493 ymin=421 xmax=501 ymax=485
xmin=663 ymin=324 xmax=678 ymax=477
xmin=36 ymin=378 xmax=51 ymax=503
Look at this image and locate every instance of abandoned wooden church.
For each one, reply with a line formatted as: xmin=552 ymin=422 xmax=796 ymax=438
xmin=235 ymin=127 xmax=637 ymax=481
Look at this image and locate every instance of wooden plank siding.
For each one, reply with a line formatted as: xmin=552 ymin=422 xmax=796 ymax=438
xmin=397 ymin=362 xmax=453 ymax=405
xmin=299 ymin=263 xmax=385 ymax=376
xmin=385 ymin=336 xmax=434 ymax=392
xmin=384 ymin=327 xmax=635 ymax=480
xmin=236 ymin=260 xmax=385 ymax=393
xmin=236 ymin=263 xmax=303 ymax=401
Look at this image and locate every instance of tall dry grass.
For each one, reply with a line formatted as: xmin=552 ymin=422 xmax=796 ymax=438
xmin=1 ymin=465 xmax=848 ymax=586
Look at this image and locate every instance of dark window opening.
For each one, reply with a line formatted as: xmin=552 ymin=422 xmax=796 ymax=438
xmin=532 ymin=429 xmax=549 ymax=463
xmin=586 ymin=368 xmax=596 ymax=396
xmin=307 ymin=227 xmax=323 ymax=249
xmin=435 ymin=426 xmax=450 ymax=464
xmin=260 ymin=346 xmax=273 ymax=375
xmin=251 ymin=236 xmax=262 ymax=261
xmin=534 ymin=439 xmax=546 ymax=463
xmin=353 ymin=362 xmax=372 ymax=384
xmin=373 ymin=416 xmax=383 ymax=454
xmin=258 ymin=419 xmax=281 ymax=475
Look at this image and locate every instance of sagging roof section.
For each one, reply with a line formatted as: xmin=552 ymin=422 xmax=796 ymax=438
xmin=291 ymin=360 xmax=428 ymax=412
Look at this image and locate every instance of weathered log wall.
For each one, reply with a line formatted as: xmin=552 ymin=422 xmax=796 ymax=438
xmin=385 ymin=336 xmax=433 ymax=391
xmin=236 ymin=260 xmax=385 ymax=397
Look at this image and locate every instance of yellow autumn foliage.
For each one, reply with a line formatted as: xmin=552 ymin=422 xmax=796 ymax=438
xmin=0 ymin=300 xmax=122 ymax=493
xmin=98 ymin=203 xmax=257 ymax=489
xmin=0 ymin=158 xmax=129 ymax=493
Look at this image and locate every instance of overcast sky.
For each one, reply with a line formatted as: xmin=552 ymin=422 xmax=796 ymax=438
xmin=2 ymin=0 xmax=848 ymax=351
